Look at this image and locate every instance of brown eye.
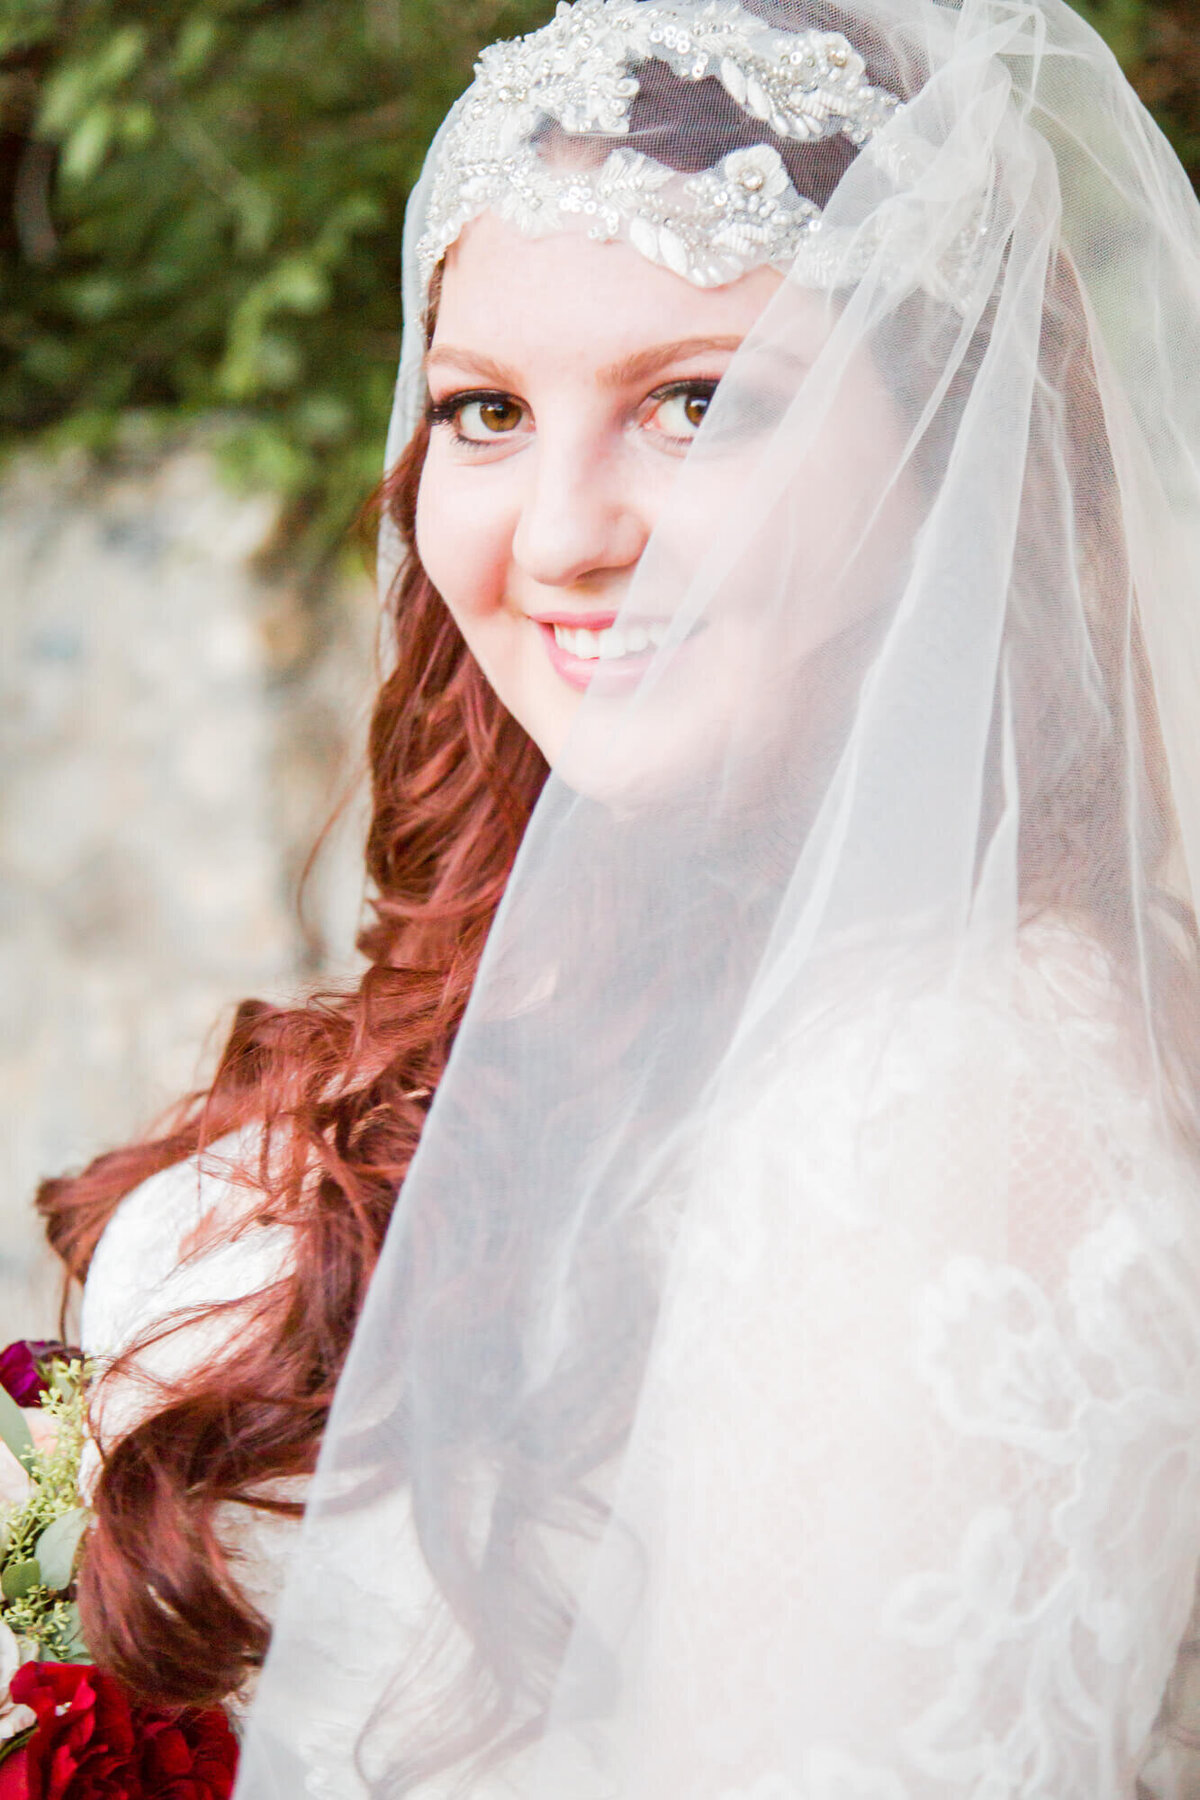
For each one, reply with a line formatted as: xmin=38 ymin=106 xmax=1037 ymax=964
xmin=477 ymin=398 xmax=522 ymax=433
xmin=647 ymin=385 xmax=717 ymax=442
xmin=455 ymin=396 xmax=524 ymax=438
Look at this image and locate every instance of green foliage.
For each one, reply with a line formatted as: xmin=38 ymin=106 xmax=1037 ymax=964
xmin=1072 ymin=0 xmax=1200 ymax=174
xmin=0 ymin=1360 xmax=91 ymax=1663
xmin=1 ymin=0 xmax=556 ymax=566
xmin=0 ymin=0 xmax=1196 ymax=567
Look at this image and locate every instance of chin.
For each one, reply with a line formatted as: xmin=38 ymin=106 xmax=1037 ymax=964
xmin=508 ymin=685 xmax=586 ymax=770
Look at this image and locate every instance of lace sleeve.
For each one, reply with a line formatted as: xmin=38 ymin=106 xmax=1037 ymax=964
xmin=80 ymin=1135 xmax=300 ymax=1627
xmin=581 ymin=928 xmax=1200 ymax=1800
xmin=81 ymin=1133 xmax=294 ymax=1390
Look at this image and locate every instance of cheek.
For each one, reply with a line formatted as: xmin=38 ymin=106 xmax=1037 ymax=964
xmin=821 ymin=371 xmax=909 ymax=522
xmin=415 ymin=453 xmax=513 ymax=627
xmin=776 ymin=378 xmax=914 ymax=625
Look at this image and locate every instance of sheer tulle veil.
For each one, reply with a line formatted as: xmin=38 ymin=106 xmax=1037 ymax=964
xmin=237 ymin=0 xmax=1200 ymax=1793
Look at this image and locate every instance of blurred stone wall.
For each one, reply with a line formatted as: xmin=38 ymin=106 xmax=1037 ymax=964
xmin=0 ymin=447 xmax=375 ymax=1337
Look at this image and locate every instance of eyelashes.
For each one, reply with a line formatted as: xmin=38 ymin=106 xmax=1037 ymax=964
xmin=647 ymin=379 xmax=719 ymax=438
xmin=427 ymin=390 xmax=526 ymax=443
xmin=425 ymin=378 xmax=722 ymax=449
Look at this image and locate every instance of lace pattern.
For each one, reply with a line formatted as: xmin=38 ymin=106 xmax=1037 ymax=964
xmin=82 ymin=926 xmax=1200 ymax=1795
xmin=545 ymin=922 xmax=1200 ymax=1798
xmin=416 ymin=0 xmax=898 ymax=297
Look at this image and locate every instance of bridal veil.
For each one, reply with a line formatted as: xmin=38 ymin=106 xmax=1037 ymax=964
xmin=236 ymin=0 xmax=1200 ymax=1792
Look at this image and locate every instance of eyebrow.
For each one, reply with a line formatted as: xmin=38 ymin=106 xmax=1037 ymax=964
xmin=425 ymin=334 xmax=749 ymax=390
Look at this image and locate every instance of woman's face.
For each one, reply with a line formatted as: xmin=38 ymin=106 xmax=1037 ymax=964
xmin=417 ymin=209 xmax=916 ymax=785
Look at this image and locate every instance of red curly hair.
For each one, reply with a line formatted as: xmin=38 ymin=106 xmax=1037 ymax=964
xmin=37 ymin=417 xmax=548 ymax=1707
xmin=34 ymin=14 xmax=915 ymax=1717
xmin=35 ymin=29 xmax=1200 ymax=1775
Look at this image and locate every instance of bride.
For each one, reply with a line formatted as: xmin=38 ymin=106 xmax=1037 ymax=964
xmin=34 ymin=0 xmax=1200 ymax=1793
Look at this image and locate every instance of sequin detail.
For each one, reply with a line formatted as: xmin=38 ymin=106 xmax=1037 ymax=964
xmin=416 ymin=0 xmax=899 ymax=299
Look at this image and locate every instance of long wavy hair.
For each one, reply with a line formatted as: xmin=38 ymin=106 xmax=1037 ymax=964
xmin=35 ymin=7 xmax=911 ymax=1716
xmin=37 ymin=416 xmax=548 ymax=1707
xmin=35 ymin=11 xmax=1200 ymax=1792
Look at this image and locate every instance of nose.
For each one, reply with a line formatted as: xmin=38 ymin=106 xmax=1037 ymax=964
xmin=511 ymin=432 xmax=650 ymax=589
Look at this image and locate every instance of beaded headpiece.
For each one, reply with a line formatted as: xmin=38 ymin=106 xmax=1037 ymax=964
xmin=416 ymin=0 xmax=901 ymax=305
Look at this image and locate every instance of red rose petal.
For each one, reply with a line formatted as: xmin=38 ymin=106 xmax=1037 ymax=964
xmin=0 ymin=1745 xmax=33 ymax=1800
xmin=146 ymin=1725 xmax=192 ymax=1779
xmin=5 ymin=1668 xmax=237 ymax=1800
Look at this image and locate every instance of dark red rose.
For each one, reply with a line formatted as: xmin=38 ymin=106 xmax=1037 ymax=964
xmin=0 ymin=1663 xmax=238 ymax=1800
xmin=0 ymin=1345 xmax=81 ymax=1409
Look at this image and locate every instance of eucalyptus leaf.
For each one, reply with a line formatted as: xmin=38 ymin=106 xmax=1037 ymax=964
xmin=0 ymin=1385 xmax=35 ymax=1472
xmin=1 ymin=1558 xmax=41 ymax=1602
xmin=35 ymin=1507 xmax=89 ymax=1592
xmin=58 ymin=1600 xmax=91 ymax=1663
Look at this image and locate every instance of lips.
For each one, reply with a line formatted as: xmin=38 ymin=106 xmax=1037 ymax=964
xmin=550 ymin=619 xmax=669 ymax=661
xmin=532 ymin=614 xmax=657 ymax=693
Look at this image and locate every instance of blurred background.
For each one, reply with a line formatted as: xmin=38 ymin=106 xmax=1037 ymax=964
xmin=1 ymin=0 xmax=1197 ymax=1334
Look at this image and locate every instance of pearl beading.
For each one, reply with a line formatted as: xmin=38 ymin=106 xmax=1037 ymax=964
xmin=416 ymin=0 xmax=900 ymax=302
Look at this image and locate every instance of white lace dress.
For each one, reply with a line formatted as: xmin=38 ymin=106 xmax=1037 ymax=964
xmin=80 ymin=922 xmax=1200 ymax=1797
xmin=79 ymin=1134 xmax=302 ymax=1631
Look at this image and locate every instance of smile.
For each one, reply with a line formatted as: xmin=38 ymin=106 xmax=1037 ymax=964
xmin=534 ymin=615 xmax=668 ymax=695
xmin=551 ymin=621 xmax=669 ymax=661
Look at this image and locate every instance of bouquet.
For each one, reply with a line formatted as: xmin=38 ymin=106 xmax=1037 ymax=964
xmin=0 ymin=1342 xmax=238 ymax=1799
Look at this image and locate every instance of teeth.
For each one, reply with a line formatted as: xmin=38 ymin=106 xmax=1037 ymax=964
xmin=552 ymin=621 xmax=669 ymax=660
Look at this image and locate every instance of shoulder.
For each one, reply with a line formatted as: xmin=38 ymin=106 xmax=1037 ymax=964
xmin=79 ymin=1127 xmax=299 ymax=1545
xmin=78 ymin=1128 xmax=308 ymax=1666
xmin=81 ymin=1127 xmax=294 ymax=1366
xmin=707 ymin=914 xmax=1192 ymax=1252
xmin=750 ymin=914 xmax=1143 ymax=1121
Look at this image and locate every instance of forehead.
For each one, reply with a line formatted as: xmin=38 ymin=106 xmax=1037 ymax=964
xmin=430 ymin=210 xmax=785 ymax=380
